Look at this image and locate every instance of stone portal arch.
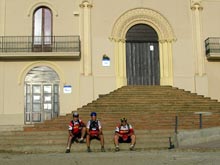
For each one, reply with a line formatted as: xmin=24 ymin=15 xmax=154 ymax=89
xmin=110 ymin=8 xmax=176 ymax=87
xmin=27 ymin=1 xmax=59 ymax=17
xmin=17 ymin=61 xmax=66 ymax=85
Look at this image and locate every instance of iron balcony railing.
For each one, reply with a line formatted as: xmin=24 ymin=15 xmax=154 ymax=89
xmin=205 ymin=37 xmax=220 ymax=55
xmin=0 ymin=36 xmax=80 ymax=53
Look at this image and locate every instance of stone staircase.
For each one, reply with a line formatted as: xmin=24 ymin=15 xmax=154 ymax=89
xmin=0 ymin=130 xmax=172 ymax=153
xmin=1 ymin=85 xmax=220 ymax=153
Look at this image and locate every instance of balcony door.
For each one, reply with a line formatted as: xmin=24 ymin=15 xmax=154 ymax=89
xmin=25 ymin=66 xmax=59 ymax=124
xmin=33 ymin=7 xmax=52 ymax=52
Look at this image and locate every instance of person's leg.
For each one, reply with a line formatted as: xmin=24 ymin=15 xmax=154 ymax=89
xmin=99 ymin=134 xmax=105 ymax=152
xmin=86 ymin=134 xmax=91 ymax=152
xmin=114 ymin=134 xmax=120 ymax=151
xmin=114 ymin=135 xmax=119 ymax=146
xmin=129 ymin=134 xmax=136 ymax=150
xmin=79 ymin=127 xmax=86 ymax=142
xmin=130 ymin=134 xmax=136 ymax=146
xmin=114 ymin=134 xmax=119 ymax=147
xmin=66 ymin=135 xmax=74 ymax=153
xmin=99 ymin=135 xmax=104 ymax=147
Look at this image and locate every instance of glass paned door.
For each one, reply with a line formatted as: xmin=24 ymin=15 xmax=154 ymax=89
xmin=25 ymin=83 xmax=59 ymax=124
xmin=32 ymin=85 xmax=42 ymax=122
xmin=43 ymin=85 xmax=52 ymax=120
xmin=53 ymin=84 xmax=59 ymax=117
xmin=25 ymin=66 xmax=60 ymax=124
xmin=25 ymin=84 xmax=31 ymax=122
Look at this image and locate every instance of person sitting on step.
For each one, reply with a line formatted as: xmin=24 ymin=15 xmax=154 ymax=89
xmin=114 ymin=117 xmax=136 ymax=151
xmin=86 ymin=112 xmax=105 ymax=152
xmin=65 ymin=112 xmax=86 ymax=153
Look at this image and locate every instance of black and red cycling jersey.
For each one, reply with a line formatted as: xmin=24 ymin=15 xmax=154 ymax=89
xmin=86 ymin=120 xmax=102 ymax=137
xmin=115 ymin=123 xmax=134 ymax=135
xmin=68 ymin=119 xmax=85 ymax=135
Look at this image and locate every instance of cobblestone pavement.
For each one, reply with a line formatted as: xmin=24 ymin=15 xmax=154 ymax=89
xmin=0 ymin=149 xmax=220 ymax=165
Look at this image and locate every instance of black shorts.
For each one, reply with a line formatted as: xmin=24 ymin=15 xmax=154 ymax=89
xmin=118 ymin=136 xmax=132 ymax=143
xmin=89 ymin=135 xmax=101 ymax=141
xmin=73 ymin=132 xmax=82 ymax=138
xmin=70 ymin=132 xmax=82 ymax=142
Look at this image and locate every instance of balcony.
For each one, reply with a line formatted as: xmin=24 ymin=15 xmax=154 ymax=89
xmin=0 ymin=36 xmax=80 ymax=60
xmin=205 ymin=37 xmax=220 ymax=60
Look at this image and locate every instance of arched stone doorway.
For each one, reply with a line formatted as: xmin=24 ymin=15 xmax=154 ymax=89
xmin=126 ymin=24 xmax=160 ymax=85
xmin=111 ymin=8 xmax=176 ymax=88
xmin=24 ymin=66 xmax=60 ymax=124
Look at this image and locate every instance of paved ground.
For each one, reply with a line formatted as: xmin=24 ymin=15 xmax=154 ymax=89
xmin=1 ymin=132 xmax=220 ymax=165
xmin=0 ymin=149 xmax=220 ymax=165
xmin=179 ymin=139 xmax=220 ymax=149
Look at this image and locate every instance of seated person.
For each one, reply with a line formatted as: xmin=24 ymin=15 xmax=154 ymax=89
xmin=65 ymin=112 xmax=86 ymax=153
xmin=86 ymin=112 xmax=105 ymax=152
xmin=114 ymin=117 xmax=136 ymax=151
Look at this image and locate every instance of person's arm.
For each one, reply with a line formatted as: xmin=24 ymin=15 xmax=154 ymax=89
xmin=98 ymin=120 xmax=103 ymax=135
xmin=127 ymin=124 xmax=134 ymax=136
xmin=115 ymin=125 xmax=123 ymax=137
xmin=86 ymin=121 xmax=90 ymax=135
xmin=80 ymin=120 xmax=86 ymax=128
xmin=115 ymin=132 xmax=123 ymax=137
xmin=68 ymin=121 xmax=74 ymax=136
xmin=69 ymin=130 xmax=74 ymax=136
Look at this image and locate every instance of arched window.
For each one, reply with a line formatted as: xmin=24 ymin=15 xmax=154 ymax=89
xmin=33 ymin=7 xmax=52 ymax=51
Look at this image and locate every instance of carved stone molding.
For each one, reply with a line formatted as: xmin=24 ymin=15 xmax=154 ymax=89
xmin=18 ymin=61 xmax=66 ymax=85
xmin=27 ymin=1 xmax=59 ymax=17
xmin=79 ymin=1 xmax=93 ymax=8
xmin=111 ymin=8 xmax=176 ymax=42
xmin=191 ymin=0 xmax=202 ymax=5
xmin=191 ymin=0 xmax=203 ymax=10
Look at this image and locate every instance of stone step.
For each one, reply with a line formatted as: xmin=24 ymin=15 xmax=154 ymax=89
xmin=24 ymin=114 xmax=220 ymax=131
xmin=79 ymin=106 xmax=220 ymax=111
xmin=0 ymin=136 xmax=170 ymax=146
xmin=84 ymin=103 xmax=220 ymax=108
xmin=0 ymin=142 xmax=170 ymax=154
xmin=0 ymin=130 xmax=174 ymax=153
xmin=38 ymin=115 xmax=220 ymax=124
xmin=97 ymin=93 xmax=215 ymax=98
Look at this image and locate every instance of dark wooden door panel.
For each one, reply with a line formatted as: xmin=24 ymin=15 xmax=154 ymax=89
xmin=126 ymin=42 xmax=160 ymax=85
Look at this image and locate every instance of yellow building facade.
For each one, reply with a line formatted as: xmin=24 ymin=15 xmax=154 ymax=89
xmin=1 ymin=0 xmax=220 ymax=127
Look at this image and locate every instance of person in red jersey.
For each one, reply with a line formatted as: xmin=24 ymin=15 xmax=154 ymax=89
xmin=86 ymin=112 xmax=105 ymax=152
xmin=114 ymin=117 xmax=136 ymax=151
xmin=65 ymin=112 xmax=86 ymax=153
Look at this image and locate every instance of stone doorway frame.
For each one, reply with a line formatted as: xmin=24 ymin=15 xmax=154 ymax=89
xmin=110 ymin=8 xmax=176 ymax=88
xmin=24 ymin=65 xmax=60 ymax=124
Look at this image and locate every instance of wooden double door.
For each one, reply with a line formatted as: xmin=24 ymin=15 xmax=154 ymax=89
xmin=126 ymin=24 xmax=160 ymax=85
